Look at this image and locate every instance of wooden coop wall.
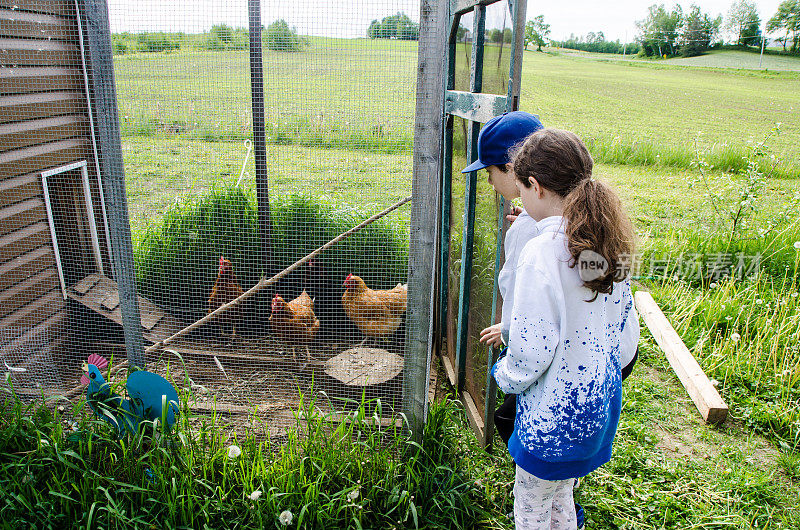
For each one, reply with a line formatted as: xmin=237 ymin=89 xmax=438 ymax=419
xmin=0 ymin=0 xmax=113 ymax=393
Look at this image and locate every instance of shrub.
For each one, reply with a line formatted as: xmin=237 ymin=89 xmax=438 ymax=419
xmin=136 ymin=32 xmax=181 ymax=53
xmin=265 ymin=20 xmax=305 ymax=52
xmin=197 ymin=25 xmax=249 ymax=51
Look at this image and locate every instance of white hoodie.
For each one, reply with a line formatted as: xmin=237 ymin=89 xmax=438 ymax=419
xmin=498 ymin=209 xmax=539 ymax=344
xmin=492 ymin=216 xmax=639 ymax=480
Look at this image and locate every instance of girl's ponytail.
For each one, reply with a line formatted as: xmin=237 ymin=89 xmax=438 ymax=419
xmin=513 ymin=129 xmax=635 ymax=299
xmin=562 ymin=178 xmax=635 ymax=298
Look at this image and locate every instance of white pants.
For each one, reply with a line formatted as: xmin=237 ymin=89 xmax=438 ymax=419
xmin=513 ymin=465 xmax=576 ymax=530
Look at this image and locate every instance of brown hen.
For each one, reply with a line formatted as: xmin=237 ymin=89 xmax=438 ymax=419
xmin=207 ymin=256 xmax=244 ymax=340
xmin=342 ymin=274 xmax=407 ymax=345
xmin=270 ymin=290 xmax=320 ymax=361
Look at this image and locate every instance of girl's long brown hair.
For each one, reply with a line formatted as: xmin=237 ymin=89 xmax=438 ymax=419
xmin=513 ymin=128 xmax=635 ymax=299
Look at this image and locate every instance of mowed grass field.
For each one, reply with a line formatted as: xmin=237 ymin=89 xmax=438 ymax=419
xmin=114 ymin=42 xmax=800 ymax=180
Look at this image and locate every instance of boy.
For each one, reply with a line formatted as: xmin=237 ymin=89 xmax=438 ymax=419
xmin=465 ymin=111 xmax=544 ymax=354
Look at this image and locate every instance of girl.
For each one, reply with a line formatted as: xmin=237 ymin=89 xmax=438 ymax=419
xmin=492 ymin=129 xmax=640 ymax=529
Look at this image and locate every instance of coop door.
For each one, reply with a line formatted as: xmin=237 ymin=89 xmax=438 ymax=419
xmin=436 ymin=0 xmax=523 ymax=448
xmin=41 ymin=161 xmax=106 ymax=297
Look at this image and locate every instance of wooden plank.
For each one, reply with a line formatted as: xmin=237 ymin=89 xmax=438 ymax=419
xmin=0 ymin=245 xmax=53 ymax=292
xmin=0 ymin=115 xmax=88 ymax=152
xmin=0 ymin=221 xmax=49 ymax=262
xmin=0 ymin=173 xmax=41 ymax=208
xmin=156 ymin=343 xmax=319 ymax=369
xmin=190 ymin=401 xmax=288 ymax=416
xmin=450 ymin=0 xmax=495 ymax=16
xmin=84 ymin=0 xmax=145 ymax=368
xmin=297 ymin=409 xmax=402 ymax=428
xmin=445 ymin=90 xmax=508 ymax=123
xmin=0 ymin=66 xmax=83 ymax=95
xmin=137 ymin=296 xmax=165 ymax=330
xmin=0 ymin=309 xmax=65 ymax=357
xmin=71 ymin=273 xmax=99 ymax=294
xmin=0 ymin=91 xmax=86 ymax=124
xmin=0 ymin=37 xmax=80 ymax=66
xmin=0 ymin=288 xmax=62 ymax=329
xmin=0 ymin=267 xmax=58 ymax=318
xmin=403 ymin=0 xmax=447 ymax=438
xmin=0 ymin=8 xmax=77 ymax=40
xmin=460 ymin=389 xmax=484 ymax=439
xmin=634 ymin=291 xmax=728 ymax=424
xmin=66 ymin=274 xmax=185 ymax=344
xmin=100 ymin=290 xmax=119 ymax=310
xmin=0 ymin=197 xmax=46 ymax=236
xmin=441 ymin=353 xmax=457 ymax=388
xmin=0 ymin=0 xmax=73 ymax=16
xmin=0 ymin=138 xmax=90 ymax=178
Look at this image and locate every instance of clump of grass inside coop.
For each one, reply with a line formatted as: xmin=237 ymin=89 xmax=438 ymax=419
xmin=133 ymin=185 xmax=409 ymax=320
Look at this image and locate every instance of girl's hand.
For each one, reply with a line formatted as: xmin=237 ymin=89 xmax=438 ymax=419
xmin=506 ymin=204 xmax=522 ymax=224
xmin=479 ymin=323 xmax=504 ymax=348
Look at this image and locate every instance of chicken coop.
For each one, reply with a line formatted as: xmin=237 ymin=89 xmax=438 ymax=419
xmin=0 ymin=0 xmax=528 ymax=443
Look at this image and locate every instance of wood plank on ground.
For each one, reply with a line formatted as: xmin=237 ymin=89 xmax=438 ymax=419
xmin=634 ymin=290 xmax=728 ymax=424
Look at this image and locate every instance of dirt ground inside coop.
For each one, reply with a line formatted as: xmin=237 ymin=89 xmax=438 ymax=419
xmin=66 ymin=332 xmax=406 ymax=437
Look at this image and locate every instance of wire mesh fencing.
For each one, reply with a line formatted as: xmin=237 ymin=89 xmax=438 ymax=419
xmin=1 ymin=0 xmax=435 ymax=438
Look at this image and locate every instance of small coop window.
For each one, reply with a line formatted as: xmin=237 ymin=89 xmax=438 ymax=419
xmin=41 ymin=161 xmax=106 ymax=297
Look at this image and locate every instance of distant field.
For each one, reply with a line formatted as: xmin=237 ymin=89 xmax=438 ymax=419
xmin=663 ymin=49 xmax=800 ymax=71
xmin=113 ymin=41 xmax=800 ymax=178
xmin=556 ymin=47 xmax=800 ymax=72
xmin=518 ymin=50 xmax=800 ymax=174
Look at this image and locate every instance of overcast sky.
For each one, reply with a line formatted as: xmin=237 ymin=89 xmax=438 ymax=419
xmin=108 ymin=0 xmax=785 ymax=41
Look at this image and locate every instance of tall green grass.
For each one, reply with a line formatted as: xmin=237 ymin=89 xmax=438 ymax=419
xmin=0 ymin=388 xmax=493 ymax=528
xmin=644 ymin=251 xmax=800 ymax=446
xmin=133 ymin=186 xmax=409 ymax=320
xmin=638 ymin=222 xmax=800 ymax=285
xmin=586 ymin=135 xmax=800 ymax=180
xmin=122 ymin=115 xmax=413 ymax=155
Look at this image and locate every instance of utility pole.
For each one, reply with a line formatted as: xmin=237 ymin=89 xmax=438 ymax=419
xmin=759 ymin=26 xmax=766 ymax=68
xmin=623 ymin=30 xmax=627 ymax=58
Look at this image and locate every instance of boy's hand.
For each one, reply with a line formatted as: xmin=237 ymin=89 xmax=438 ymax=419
xmin=479 ymin=323 xmax=504 ymax=348
xmin=506 ymin=205 xmax=522 ymax=224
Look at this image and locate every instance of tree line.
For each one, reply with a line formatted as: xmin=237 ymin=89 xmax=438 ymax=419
xmin=540 ymin=0 xmax=799 ymax=58
xmin=112 ymin=20 xmax=306 ymax=55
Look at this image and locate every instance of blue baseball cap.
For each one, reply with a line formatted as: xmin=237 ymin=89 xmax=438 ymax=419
xmin=461 ymin=111 xmax=543 ymax=173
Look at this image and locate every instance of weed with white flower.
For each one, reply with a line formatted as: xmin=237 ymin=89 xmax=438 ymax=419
xmin=279 ymin=509 xmax=293 ymax=526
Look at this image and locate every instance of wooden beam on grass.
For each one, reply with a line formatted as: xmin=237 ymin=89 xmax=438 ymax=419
xmin=634 ymin=291 xmax=728 ymax=424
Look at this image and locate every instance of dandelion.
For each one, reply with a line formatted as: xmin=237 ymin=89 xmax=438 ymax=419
xmin=794 ymin=241 xmax=800 ymax=251
xmin=250 ymin=490 xmax=262 ymax=501
xmin=227 ymin=445 xmax=242 ymax=458
xmin=709 ymin=282 xmax=718 ymax=289
xmin=710 ymin=379 xmax=720 ymax=387
xmin=731 ymin=332 xmax=741 ymax=343
xmin=347 ymin=487 xmax=360 ymax=502
xmin=279 ymin=510 xmax=293 ymax=526
xmin=756 ymin=299 xmax=763 ymax=305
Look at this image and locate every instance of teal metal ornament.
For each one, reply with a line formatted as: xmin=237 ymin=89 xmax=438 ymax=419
xmin=82 ymin=359 xmax=180 ymax=438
